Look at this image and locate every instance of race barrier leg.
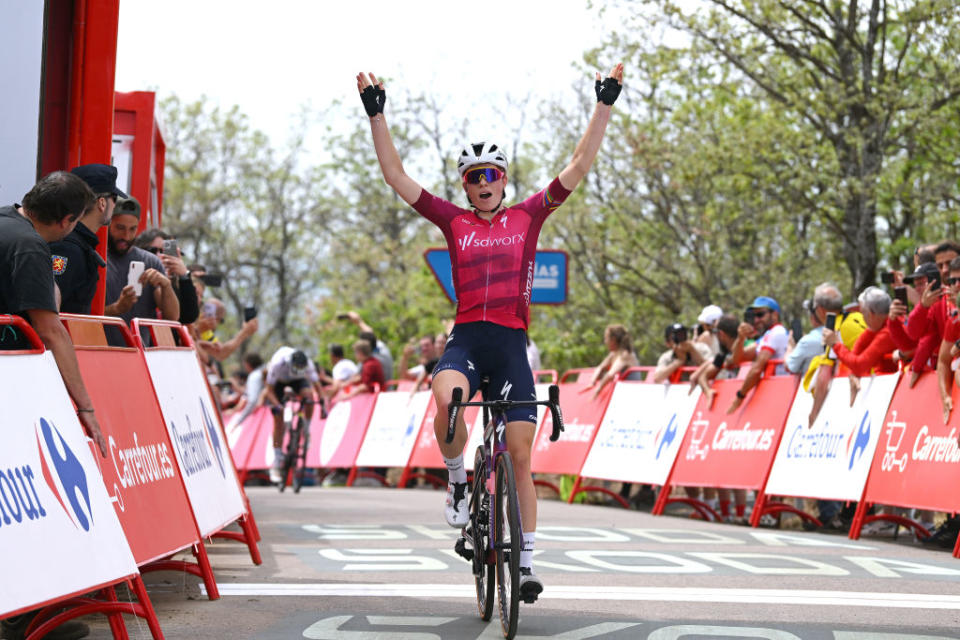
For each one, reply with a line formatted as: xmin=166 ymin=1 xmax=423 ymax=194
xmin=140 ymin=543 xmax=220 ymax=599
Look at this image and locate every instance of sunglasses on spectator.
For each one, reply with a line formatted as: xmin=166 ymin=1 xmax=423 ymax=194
xmin=145 ymin=246 xmax=161 ymax=254
xmin=752 ymin=309 xmax=769 ymax=318
xmin=463 ymin=166 xmax=504 ymax=184
xmin=948 ymin=277 xmax=960 ymax=286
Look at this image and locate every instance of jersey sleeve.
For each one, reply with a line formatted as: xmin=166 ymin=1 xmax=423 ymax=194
xmin=412 ymin=189 xmax=466 ymax=229
xmin=758 ymin=325 xmax=789 ymax=358
xmin=11 ymin=246 xmax=57 ymax=314
xmin=516 ymin=177 xmax=572 ymax=222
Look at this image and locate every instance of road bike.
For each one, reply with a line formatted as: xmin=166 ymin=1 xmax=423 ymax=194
xmin=447 ymin=382 xmax=564 ymax=639
xmin=277 ymin=387 xmax=314 ymax=493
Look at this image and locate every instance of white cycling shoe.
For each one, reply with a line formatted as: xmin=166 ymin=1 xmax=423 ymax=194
xmin=269 ymin=461 xmax=284 ymax=485
xmin=444 ymin=482 xmax=469 ymax=527
xmin=519 ymin=567 xmax=543 ymax=603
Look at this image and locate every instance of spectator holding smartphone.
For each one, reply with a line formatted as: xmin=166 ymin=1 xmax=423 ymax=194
xmin=822 ymin=287 xmax=897 ymax=377
xmin=134 ymin=227 xmax=199 ymax=324
xmin=193 ymin=297 xmax=258 ymax=363
xmin=653 ymin=322 xmax=710 ymax=384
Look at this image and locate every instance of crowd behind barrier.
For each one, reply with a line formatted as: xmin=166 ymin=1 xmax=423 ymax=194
xmin=0 ymin=315 xmax=262 ymax=639
xmin=224 ymin=356 xmax=960 ymax=561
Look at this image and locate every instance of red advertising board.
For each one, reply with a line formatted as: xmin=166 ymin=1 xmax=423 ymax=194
xmin=531 ymin=368 xmax=605 ymax=475
xmin=657 ymin=376 xmax=797 ymax=497
xmin=854 ymin=372 xmax=960 ymax=551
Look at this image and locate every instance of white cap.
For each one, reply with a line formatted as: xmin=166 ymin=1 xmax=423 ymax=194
xmin=697 ymin=304 xmax=723 ymax=326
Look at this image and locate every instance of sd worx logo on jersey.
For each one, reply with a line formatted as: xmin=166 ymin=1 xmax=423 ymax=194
xmin=35 ymin=417 xmax=93 ymax=531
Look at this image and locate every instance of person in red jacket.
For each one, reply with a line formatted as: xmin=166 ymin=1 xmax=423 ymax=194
xmin=822 ymin=286 xmax=898 ymax=378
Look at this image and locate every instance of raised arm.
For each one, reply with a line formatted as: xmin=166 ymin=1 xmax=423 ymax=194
xmin=357 ymin=72 xmax=423 ymax=205
xmin=558 ymin=63 xmax=624 ymax=192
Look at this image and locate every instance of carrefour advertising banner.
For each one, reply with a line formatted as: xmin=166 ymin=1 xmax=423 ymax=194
xmin=580 ymin=382 xmax=701 ymax=485
xmin=143 ymin=350 xmax=246 ymax=537
xmin=0 ymin=352 xmax=137 ymax=617
xmin=764 ymin=373 xmax=899 ymax=502
xmin=862 ymin=372 xmax=960 ymax=514
xmin=354 ymin=390 xmax=432 ymax=467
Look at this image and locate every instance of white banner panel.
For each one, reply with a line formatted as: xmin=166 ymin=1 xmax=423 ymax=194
xmin=143 ymin=350 xmax=246 ymax=537
xmin=0 ymin=352 xmax=137 ymax=617
xmin=464 ymin=384 xmax=551 ymax=471
xmin=580 ymin=382 xmax=701 ymax=484
xmin=764 ymin=373 xmax=900 ymax=502
xmin=354 ymin=391 xmax=432 ymax=467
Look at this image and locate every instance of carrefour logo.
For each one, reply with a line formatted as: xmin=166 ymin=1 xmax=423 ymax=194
xmin=36 ymin=417 xmax=92 ymax=531
xmin=200 ymin=398 xmax=227 ymax=478
xmin=846 ymin=411 xmax=871 ymax=470
xmin=655 ymin=414 xmax=678 ymax=460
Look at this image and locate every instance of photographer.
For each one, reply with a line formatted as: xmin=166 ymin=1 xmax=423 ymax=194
xmin=822 ymin=287 xmax=897 ymax=378
xmin=786 ymin=284 xmax=843 ymax=377
xmin=134 ymin=226 xmax=199 ymax=324
xmin=653 ymin=322 xmax=711 ymax=383
xmin=727 ymin=296 xmax=789 ymax=414
xmin=193 ymin=298 xmax=258 ymax=364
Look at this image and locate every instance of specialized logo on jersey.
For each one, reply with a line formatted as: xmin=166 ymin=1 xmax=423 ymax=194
xmin=541 ymin=187 xmax=562 ymax=211
xmin=200 ymin=398 xmax=227 ymax=478
xmin=36 ymin=417 xmax=92 ymax=531
xmin=51 ymin=255 xmax=68 ymax=275
xmin=847 ymin=411 xmax=871 ymax=470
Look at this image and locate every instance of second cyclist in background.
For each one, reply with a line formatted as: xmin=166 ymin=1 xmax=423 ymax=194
xmin=264 ymin=346 xmax=324 ymax=484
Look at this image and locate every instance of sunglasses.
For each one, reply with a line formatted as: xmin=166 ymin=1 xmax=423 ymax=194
xmin=463 ymin=166 xmax=504 ymax=185
xmin=145 ymin=246 xmax=161 ymax=254
xmin=752 ymin=309 xmax=769 ymax=318
xmin=948 ymin=277 xmax=960 ymax=286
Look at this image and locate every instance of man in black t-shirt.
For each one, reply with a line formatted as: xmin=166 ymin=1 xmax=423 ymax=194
xmin=0 ymin=172 xmax=107 ymax=457
xmin=48 ymin=163 xmax=127 ymax=314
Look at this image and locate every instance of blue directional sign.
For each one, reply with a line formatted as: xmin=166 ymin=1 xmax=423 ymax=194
xmin=424 ymin=248 xmax=568 ymax=305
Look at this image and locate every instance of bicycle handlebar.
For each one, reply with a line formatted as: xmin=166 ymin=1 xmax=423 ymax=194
xmin=445 ymin=384 xmax=565 ymax=444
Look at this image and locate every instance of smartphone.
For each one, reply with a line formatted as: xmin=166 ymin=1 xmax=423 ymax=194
xmin=825 ymin=312 xmax=837 ymax=331
xmin=127 ymin=261 xmax=145 ymax=296
xmin=243 ymin=306 xmax=258 ymax=322
xmin=336 ymin=313 xmax=350 ymax=320
xmin=880 ymin=271 xmax=895 ymax=284
xmin=931 ymin=270 xmax=942 ymax=291
xmin=162 ymin=238 xmax=179 ymax=257
xmin=894 ymin=286 xmax=908 ymax=304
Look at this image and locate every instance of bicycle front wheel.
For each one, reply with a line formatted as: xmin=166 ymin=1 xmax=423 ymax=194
xmin=473 ymin=446 xmax=494 ymax=621
xmin=293 ymin=416 xmax=309 ymax=493
xmin=494 ymin=452 xmax=521 ymax=639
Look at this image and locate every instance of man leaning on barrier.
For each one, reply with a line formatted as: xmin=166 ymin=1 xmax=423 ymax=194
xmin=0 ymin=172 xmax=107 ymax=640
xmin=727 ymin=296 xmax=789 ymax=414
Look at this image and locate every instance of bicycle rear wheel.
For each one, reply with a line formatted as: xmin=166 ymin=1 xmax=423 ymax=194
xmin=293 ymin=416 xmax=309 ymax=493
xmin=472 ymin=446 xmax=494 ymax=621
xmin=279 ymin=420 xmax=300 ymax=494
xmin=494 ymin=452 xmax=521 ymax=639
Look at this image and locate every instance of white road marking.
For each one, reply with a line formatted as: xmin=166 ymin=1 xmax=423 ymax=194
xmin=204 ymin=583 xmax=960 ymax=609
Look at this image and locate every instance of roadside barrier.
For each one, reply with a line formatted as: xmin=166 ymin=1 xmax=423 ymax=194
xmin=352 ymin=389 xmax=433 ymax=485
xmin=61 ymin=314 xmax=222 ymax=599
xmin=313 ymin=392 xmax=379 ymax=483
xmin=0 ymin=315 xmax=164 ymax=639
xmin=132 ymin=319 xmax=262 ymax=566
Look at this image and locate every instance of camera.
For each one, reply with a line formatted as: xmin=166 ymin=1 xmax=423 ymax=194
xmin=200 ymin=273 xmax=223 ymax=288
xmin=669 ymin=324 xmax=688 ymax=344
xmin=744 ymin=307 xmax=756 ymax=324
xmin=880 ymin=271 xmax=895 ymax=285
xmin=243 ymin=306 xmax=258 ymax=322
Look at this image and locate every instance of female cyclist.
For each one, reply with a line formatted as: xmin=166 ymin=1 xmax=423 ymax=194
xmin=356 ymin=63 xmax=624 ymax=600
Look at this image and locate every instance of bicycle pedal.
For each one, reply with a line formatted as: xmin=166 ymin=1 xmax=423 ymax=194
xmin=454 ymin=536 xmax=474 ymax=562
xmin=520 ymin=592 xmax=540 ymax=604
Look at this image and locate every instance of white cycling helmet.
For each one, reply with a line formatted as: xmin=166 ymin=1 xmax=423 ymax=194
xmin=457 ymin=142 xmax=508 ymax=177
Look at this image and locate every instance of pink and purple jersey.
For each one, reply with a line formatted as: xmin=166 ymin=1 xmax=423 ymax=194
xmin=413 ymin=178 xmax=570 ymax=330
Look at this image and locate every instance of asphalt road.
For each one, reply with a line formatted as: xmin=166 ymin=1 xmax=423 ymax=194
xmin=86 ymin=486 xmax=960 ymax=639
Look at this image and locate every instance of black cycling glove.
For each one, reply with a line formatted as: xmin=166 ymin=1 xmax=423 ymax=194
xmin=360 ymin=84 xmax=386 ymax=117
xmin=595 ymin=77 xmax=622 ymax=106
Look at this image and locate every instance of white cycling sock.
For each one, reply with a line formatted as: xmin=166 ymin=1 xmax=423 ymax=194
xmin=520 ymin=531 xmax=535 ymax=568
xmin=443 ymin=454 xmax=467 ymax=484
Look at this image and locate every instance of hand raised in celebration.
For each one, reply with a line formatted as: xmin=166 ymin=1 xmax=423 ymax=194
xmin=356 ymin=72 xmax=386 ymax=117
xmin=595 ymin=62 xmax=625 ymax=106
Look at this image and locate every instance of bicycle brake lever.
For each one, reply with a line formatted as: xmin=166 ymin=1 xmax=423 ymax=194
xmin=446 ymin=387 xmax=463 ymax=444
xmin=548 ymin=384 xmax=564 ymax=442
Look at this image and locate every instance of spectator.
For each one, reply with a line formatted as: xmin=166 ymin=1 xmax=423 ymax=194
xmin=727 ymin=296 xmax=789 ymax=414
xmin=526 ymin=334 xmax=542 ymax=372
xmin=49 ymin=164 xmax=125 ymax=314
xmin=653 ymin=322 xmax=711 ymax=384
xmin=321 ymin=343 xmax=359 ymax=399
xmin=339 ymin=310 xmax=394 ymax=379
xmin=193 ymin=298 xmax=258 ymax=363
xmin=823 ymin=287 xmax=897 ymax=377
xmin=890 ymin=261 xmax=944 ymax=385
xmin=133 ymin=226 xmax=199 ymax=324
xmin=435 ymin=331 xmax=449 ymax=354
xmin=341 ymin=339 xmax=386 ymax=399
xmin=694 ymin=304 xmax=724 ymax=357
xmin=104 ymin=197 xmax=179 ymax=323
xmin=584 ymin=324 xmax=639 ymax=398
xmin=935 ymin=256 xmax=960 ymax=424
xmin=235 ymin=352 xmax=265 ymax=424
xmin=689 ymin=314 xmax=741 ymax=403
xmin=397 ymin=335 xmax=441 ymax=381
xmin=786 ymin=283 xmax=843 ymax=376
